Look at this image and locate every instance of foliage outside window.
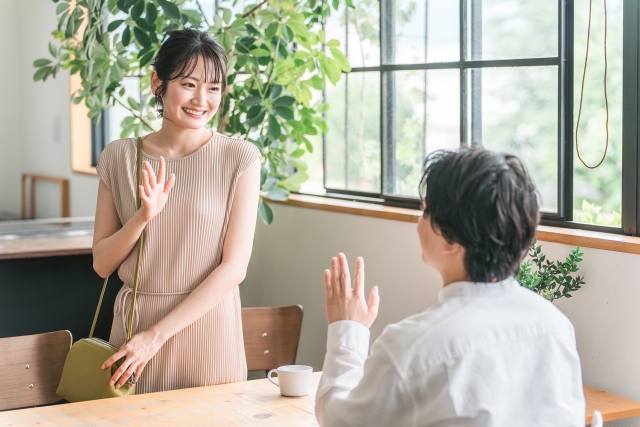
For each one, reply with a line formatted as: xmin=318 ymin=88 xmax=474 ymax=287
xmin=300 ymin=0 xmax=624 ymax=232
xmin=34 ymin=0 xmax=353 ymax=224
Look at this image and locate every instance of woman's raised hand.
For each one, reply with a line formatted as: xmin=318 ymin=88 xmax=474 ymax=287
xmin=138 ymin=157 xmax=175 ymax=223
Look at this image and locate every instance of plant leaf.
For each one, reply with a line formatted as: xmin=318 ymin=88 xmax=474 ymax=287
xmin=274 ymin=106 xmax=294 ymax=120
xmin=258 ymin=199 xmax=274 ymax=224
xmin=133 ymin=27 xmax=151 ymax=48
xmin=157 ymin=0 xmax=181 ymax=22
xmin=146 ymin=2 xmax=158 ymax=25
xmin=268 ymin=114 xmax=281 ymax=139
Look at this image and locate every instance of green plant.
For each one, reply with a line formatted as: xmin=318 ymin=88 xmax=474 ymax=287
xmin=577 ymin=199 xmax=621 ymax=227
xmin=517 ymin=239 xmax=586 ymax=301
xmin=34 ymin=0 xmax=352 ymax=224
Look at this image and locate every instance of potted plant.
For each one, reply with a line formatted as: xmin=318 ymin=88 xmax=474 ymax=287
xmin=34 ymin=0 xmax=352 ymax=224
xmin=517 ymin=239 xmax=586 ymax=301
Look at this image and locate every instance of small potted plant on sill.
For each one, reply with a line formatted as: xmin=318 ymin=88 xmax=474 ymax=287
xmin=517 ymin=239 xmax=586 ymax=301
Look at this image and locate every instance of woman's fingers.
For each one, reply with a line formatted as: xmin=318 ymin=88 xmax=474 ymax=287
xmin=142 ymin=170 xmax=152 ymax=196
xmin=109 ymin=358 xmax=132 ymax=386
xmin=134 ymin=361 xmax=148 ymax=382
xmin=163 ymin=173 xmax=176 ymax=195
xmin=144 ymin=161 xmax=157 ymax=187
xmin=116 ymin=362 xmax=137 ymax=389
xmin=157 ymin=156 xmax=166 ymax=184
xmin=102 ymin=350 xmax=124 ymax=370
xmin=368 ymin=286 xmax=380 ymax=315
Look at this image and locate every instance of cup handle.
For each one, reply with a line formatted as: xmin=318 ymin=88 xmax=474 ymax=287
xmin=267 ymin=369 xmax=279 ymax=387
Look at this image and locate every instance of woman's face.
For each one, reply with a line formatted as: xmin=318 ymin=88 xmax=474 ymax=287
xmin=152 ymin=57 xmax=222 ymax=129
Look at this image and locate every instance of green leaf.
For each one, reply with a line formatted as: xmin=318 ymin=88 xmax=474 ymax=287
xmin=122 ymin=26 xmax=131 ymax=46
xmin=274 ymin=106 xmax=294 ymax=121
xmin=48 ymin=42 xmax=57 ymax=57
xmin=157 ymin=0 xmax=181 ymax=22
xmin=116 ymin=56 xmax=130 ymax=69
xmin=250 ymin=48 xmax=271 ymax=57
xmin=139 ymin=50 xmax=155 ymax=67
xmin=223 ymin=8 xmax=232 ymax=24
xmin=274 ymin=96 xmax=295 ymax=107
xmin=332 ymin=0 xmax=339 ymax=10
xmin=145 ymin=2 xmax=158 ymax=25
xmin=33 ymin=59 xmax=52 ymax=67
xmin=133 ymin=27 xmax=151 ymax=48
xmin=266 ymin=188 xmax=289 ymax=201
xmin=291 ymin=148 xmax=305 ymax=157
xmin=56 ymin=2 xmax=69 ymax=14
xmin=287 ymin=20 xmax=309 ymax=39
xmin=330 ymin=46 xmax=351 ymax=72
xmin=282 ymin=25 xmax=294 ymax=42
xmin=131 ymin=0 xmax=144 ymax=19
xmin=244 ymin=96 xmax=262 ymax=106
xmin=127 ymin=97 xmax=140 ymax=110
xmin=107 ymin=19 xmax=125 ymax=32
xmin=265 ymin=22 xmax=279 ymax=40
xmin=258 ymin=199 xmax=274 ymax=224
xmin=345 ymin=0 xmax=354 ymax=7
xmin=33 ymin=66 xmax=50 ymax=82
xmin=182 ymin=10 xmax=203 ymax=25
xmin=268 ymin=114 xmax=281 ymax=139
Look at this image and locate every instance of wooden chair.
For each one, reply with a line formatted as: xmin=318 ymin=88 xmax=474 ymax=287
xmin=242 ymin=305 xmax=303 ymax=373
xmin=0 ymin=331 xmax=72 ymax=411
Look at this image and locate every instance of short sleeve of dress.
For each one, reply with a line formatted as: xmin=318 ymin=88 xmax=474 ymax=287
xmin=95 ymin=142 xmax=116 ymax=191
xmin=235 ymin=139 xmax=262 ymax=178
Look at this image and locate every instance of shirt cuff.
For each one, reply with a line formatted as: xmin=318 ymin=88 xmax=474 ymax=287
xmin=327 ymin=320 xmax=371 ymax=359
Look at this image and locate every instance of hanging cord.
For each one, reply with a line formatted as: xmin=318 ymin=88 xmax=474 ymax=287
xmin=575 ymin=0 xmax=609 ymax=169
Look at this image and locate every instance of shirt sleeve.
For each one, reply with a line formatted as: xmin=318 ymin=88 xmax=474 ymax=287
xmin=315 ymin=320 xmax=415 ymax=427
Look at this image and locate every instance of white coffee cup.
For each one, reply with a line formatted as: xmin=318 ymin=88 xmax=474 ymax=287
xmin=267 ymin=365 xmax=313 ymax=397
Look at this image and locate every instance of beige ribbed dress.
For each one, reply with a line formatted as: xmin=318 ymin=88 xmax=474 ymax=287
xmin=96 ymin=132 xmax=260 ymax=394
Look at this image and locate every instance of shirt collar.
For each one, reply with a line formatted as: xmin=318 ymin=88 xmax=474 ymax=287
xmin=438 ymin=277 xmax=519 ymax=302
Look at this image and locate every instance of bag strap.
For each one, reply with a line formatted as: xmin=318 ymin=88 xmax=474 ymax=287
xmin=89 ymin=136 xmax=145 ymax=342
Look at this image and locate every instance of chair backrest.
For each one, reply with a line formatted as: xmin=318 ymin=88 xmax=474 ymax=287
xmin=242 ymin=305 xmax=303 ymax=371
xmin=0 ymin=330 xmax=72 ymax=411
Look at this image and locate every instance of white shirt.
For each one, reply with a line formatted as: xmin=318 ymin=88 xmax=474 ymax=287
xmin=316 ymin=278 xmax=585 ymax=427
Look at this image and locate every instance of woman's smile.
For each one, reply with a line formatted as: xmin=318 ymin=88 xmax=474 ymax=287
xmin=182 ymin=107 xmax=207 ymax=118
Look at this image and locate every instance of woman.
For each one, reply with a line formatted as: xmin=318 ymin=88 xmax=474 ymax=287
xmin=92 ymin=29 xmax=261 ymax=394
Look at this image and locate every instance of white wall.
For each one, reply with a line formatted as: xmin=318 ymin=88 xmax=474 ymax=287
xmin=0 ymin=0 xmax=23 ymax=218
xmin=0 ymin=0 xmax=99 ymax=219
xmin=241 ymin=203 xmax=640 ymax=427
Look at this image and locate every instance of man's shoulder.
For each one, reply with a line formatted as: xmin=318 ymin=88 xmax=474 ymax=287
xmin=374 ymin=284 xmax=575 ymax=374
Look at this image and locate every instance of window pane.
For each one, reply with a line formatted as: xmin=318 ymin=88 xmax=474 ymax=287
xmin=572 ymin=0 xmax=622 ymax=227
xmin=392 ymin=0 xmax=459 ymax=64
xmin=474 ymin=66 xmax=558 ymax=212
xmin=106 ymin=77 xmax=141 ymax=143
xmin=390 ymin=69 xmax=460 ymax=197
xmin=325 ymin=72 xmax=381 ymax=192
xmin=325 ymin=0 xmax=380 ymax=68
xmin=467 ymin=0 xmax=557 ymax=60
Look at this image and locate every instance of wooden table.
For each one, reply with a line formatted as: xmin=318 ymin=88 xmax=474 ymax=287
xmin=0 ymin=373 xmax=322 ymax=426
xmin=2 ymin=373 xmax=640 ymax=426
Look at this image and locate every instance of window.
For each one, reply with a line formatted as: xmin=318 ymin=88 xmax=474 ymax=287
xmin=301 ymin=0 xmax=640 ymax=235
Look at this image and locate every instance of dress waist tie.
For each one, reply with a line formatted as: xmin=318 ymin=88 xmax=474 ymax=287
xmin=114 ymin=285 xmax=193 ymax=337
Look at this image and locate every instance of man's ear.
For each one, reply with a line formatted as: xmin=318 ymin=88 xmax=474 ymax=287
xmin=443 ymin=239 xmax=464 ymax=257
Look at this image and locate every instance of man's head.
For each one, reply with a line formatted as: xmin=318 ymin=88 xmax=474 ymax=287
xmin=417 ymin=148 xmax=540 ymax=284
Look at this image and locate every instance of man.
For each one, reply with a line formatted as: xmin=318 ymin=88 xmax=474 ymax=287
xmin=315 ymin=149 xmax=585 ymax=426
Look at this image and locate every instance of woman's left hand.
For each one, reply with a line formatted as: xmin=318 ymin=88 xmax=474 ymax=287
xmin=102 ymin=330 xmax=165 ymax=388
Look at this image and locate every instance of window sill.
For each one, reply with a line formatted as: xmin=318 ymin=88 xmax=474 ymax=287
xmin=272 ymin=194 xmax=640 ymax=255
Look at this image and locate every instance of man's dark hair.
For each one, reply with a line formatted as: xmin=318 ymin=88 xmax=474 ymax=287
xmin=419 ymin=148 xmax=540 ymax=283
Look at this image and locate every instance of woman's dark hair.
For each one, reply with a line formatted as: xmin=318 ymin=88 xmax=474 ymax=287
xmin=151 ymin=29 xmax=227 ymax=119
xmin=419 ymin=148 xmax=540 ymax=283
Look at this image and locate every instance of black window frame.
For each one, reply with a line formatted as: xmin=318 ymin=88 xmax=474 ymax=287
xmin=316 ymin=0 xmax=640 ymax=236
